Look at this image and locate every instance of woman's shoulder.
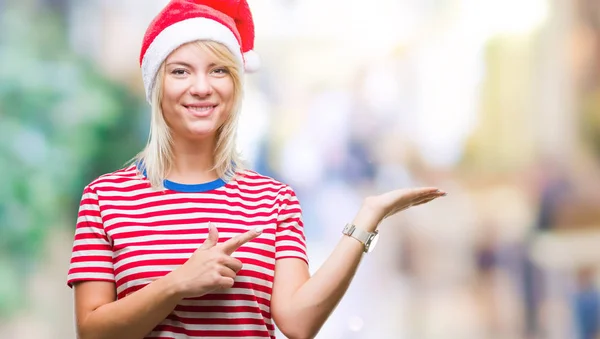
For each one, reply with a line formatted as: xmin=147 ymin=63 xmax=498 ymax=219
xmin=234 ymin=169 xmax=295 ymax=193
xmin=84 ymin=164 xmax=143 ymax=192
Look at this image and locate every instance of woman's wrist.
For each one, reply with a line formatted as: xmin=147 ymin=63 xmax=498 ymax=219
xmin=351 ymin=202 xmax=384 ymax=233
xmin=161 ymin=270 xmax=186 ymax=301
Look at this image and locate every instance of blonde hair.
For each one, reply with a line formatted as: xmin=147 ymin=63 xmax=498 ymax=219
xmin=133 ymin=40 xmax=246 ymax=190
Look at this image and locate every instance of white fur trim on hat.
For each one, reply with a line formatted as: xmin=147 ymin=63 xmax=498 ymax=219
xmin=141 ymin=17 xmax=244 ymax=103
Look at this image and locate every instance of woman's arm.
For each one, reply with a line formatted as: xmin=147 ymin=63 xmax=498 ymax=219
xmin=271 ymin=188 xmax=444 ymax=339
xmin=74 ymin=277 xmax=181 ymax=339
xmin=74 ymin=225 xmax=262 ymax=339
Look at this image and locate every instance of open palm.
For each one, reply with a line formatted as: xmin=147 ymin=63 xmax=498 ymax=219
xmin=363 ymin=187 xmax=446 ymax=221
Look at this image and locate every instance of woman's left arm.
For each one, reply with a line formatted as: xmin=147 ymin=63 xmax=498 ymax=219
xmin=271 ymin=187 xmax=446 ymax=339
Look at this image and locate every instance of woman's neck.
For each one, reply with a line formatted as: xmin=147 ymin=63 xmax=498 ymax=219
xmin=168 ymin=136 xmax=219 ymax=184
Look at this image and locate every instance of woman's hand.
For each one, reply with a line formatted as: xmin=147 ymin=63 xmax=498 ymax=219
xmin=357 ymin=187 xmax=446 ymax=229
xmin=167 ymin=222 xmax=263 ymax=299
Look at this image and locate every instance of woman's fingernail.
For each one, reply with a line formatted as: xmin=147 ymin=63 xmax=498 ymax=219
xmin=254 ymin=227 xmax=264 ymax=234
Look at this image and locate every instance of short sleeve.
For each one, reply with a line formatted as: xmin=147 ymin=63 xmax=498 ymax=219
xmin=66 ymin=185 xmax=115 ymax=287
xmin=275 ymin=186 xmax=309 ymax=265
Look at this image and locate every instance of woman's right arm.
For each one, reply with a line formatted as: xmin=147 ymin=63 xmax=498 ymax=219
xmin=74 ymin=275 xmax=182 ymax=339
xmin=73 ymin=224 xmax=262 ymax=339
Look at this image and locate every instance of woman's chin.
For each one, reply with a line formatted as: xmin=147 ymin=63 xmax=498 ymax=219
xmin=185 ymin=126 xmax=218 ymax=139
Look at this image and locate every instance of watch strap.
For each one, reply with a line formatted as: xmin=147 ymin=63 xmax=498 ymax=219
xmin=342 ymin=223 xmax=377 ymax=252
xmin=343 ymin=223 xmax=370 ymax=243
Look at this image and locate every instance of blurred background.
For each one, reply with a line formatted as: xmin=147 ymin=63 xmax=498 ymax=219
xmin=1 ymin=0 xmax=600 ymax=338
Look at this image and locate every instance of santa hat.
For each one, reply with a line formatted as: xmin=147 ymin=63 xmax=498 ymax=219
xmin=139 ymin=0 xmax=259 ymax=103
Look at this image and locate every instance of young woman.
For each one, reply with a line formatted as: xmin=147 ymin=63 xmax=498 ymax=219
xmin=67 ymin=1 xmax=446 ymax=338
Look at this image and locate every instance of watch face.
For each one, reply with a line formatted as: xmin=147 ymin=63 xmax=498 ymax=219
xmin=366 ymin=233 xmax=380 ymax=253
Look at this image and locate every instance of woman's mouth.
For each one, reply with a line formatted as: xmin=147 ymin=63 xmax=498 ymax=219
xmin=184 ymin=104 xmax=217 ymax=117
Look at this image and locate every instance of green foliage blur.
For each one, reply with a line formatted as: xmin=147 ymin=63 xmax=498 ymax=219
xmin=0 ymin=2 xmax=146 ymax=317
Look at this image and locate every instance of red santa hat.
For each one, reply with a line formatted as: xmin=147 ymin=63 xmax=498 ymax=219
xmin=139 ymin=0 xmax=259 ymax=103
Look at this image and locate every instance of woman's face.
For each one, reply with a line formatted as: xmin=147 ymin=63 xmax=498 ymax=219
xmin=161 ymin=42 xmax=235 ymax=142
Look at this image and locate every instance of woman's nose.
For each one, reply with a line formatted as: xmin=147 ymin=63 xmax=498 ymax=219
xmin=189 ymin=75 xmax=213 ymax=97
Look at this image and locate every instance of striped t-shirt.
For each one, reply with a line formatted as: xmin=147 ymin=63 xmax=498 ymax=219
xmin=67 ymin=165 xmax=308 ymax=338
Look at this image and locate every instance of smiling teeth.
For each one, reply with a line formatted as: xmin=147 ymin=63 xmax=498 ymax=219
xmin=188 ymin=106 xmax=214 ymax=111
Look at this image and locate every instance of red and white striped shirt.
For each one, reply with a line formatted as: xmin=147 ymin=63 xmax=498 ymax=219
xmin=67 ymin=165 xmax=308 ymax=338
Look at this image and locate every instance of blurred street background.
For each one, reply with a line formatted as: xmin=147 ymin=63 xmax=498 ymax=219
xmin=2 ymin=0 xmax=600 ymax=338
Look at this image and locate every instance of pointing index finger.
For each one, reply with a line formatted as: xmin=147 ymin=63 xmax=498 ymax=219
xmin=218 ymin=227 xmax=263 ymax=255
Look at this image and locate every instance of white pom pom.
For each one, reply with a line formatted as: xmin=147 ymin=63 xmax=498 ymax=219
xmin=243 ymin=50 xmax=260 ymax=73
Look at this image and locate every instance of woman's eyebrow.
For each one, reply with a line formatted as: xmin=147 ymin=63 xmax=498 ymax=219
xmin=165 ymin=61 xmax=194 ymax=68
xmin=165 ymin=61 xmax=219 ymax=68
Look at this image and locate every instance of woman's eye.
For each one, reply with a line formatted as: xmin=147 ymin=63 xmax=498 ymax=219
xmin=171 ymin=69 xmax=187 ymax=75
xmin=212 ymin=68 xmax=229 ymax=75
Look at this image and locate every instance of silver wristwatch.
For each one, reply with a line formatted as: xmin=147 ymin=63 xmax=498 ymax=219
xmin=342 ymin=223 xmax=380 ymax=253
